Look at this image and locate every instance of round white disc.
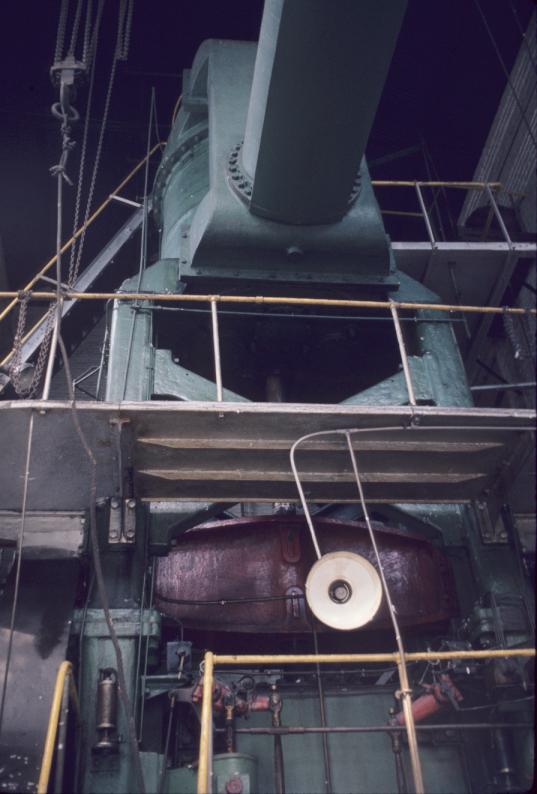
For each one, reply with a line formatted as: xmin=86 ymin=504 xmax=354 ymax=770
xmin=305 ymin=551 xmax=382 ymax=630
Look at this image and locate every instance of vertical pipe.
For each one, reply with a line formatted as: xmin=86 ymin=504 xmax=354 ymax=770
xmin=210 ymin=300 xmax=223 ymax=402
xmin=390 ymin=303 xmax=417 ymax=406
xmin=415 ymin=183 xmax=436 ymax=247
xmin=312 ymin=629 xmax=333 ymax=794
xmin=485 ymin=185 xmax=513 ymax=247
xmin=396 ymin=660 xmax=425 ymax=794
xmin=197 ymin=652 xmax=214 ymax=794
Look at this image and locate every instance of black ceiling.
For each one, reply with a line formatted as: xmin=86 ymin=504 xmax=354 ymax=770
xmin=0 ymin=0 xmax=533 ymax=288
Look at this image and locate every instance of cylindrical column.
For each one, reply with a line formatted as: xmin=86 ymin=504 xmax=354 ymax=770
xmin=242 ymin=0 xmax=407 ymax=225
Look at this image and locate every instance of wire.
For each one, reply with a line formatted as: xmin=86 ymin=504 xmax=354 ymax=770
xmin=156 ymin=593 xmax=304 ymax=607
xmin=472 ymin=0 xmax=537 ymax=149
xmin=0 ymin=411 xmax=35 ymax=739
xmin=508 ymin=2 xmax=537 ymax=70
xmin=57 ymin=334 xmax=146 ymax=793
xmin=457 ymin=695 xmax=534 ymax=712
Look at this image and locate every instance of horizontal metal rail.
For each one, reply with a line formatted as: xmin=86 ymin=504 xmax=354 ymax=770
xmin=0 ymin=291 xmax=534 ymax=316
xmin=225 ymin=723 xmax=533 ymax=735
xmin=197 ymin=648 xmax=535 ymax=793
xmin=212 ymin=649 xmax=535 ymax=665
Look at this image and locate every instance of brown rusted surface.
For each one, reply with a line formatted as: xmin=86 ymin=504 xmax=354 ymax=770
xmin=155 ymin=516 xmax=458 ymax=632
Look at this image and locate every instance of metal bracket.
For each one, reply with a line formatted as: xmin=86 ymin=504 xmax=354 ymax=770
xmin=108 ymin=497 xmax=137 ymax=545
xmin=474 ymin=500 xmax=508 ymax=545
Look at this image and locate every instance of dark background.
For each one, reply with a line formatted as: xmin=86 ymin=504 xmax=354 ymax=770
xmin=0 ymin=0 xmax=534 ymax=290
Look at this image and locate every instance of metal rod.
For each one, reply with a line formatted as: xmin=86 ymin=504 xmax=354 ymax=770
xmin=1 ymin=291 xmax=533 ymax=316
xmin=228 ymin=723 xmax=533 ymax=735
xmin=372 ymin=180 xmax=504 ymax=190
xmin=210 ymin=300 xmax=223 ymax=402
xmin=110 ymin=194 xmax=142 ymax=208
xmin=415 ymin=183 xmax=436 ymax=247
xmin=212 ymin=649 xmax=535 ymax=665
xmin=312 ymin=628 xmax=333 ymax=794
xmin=485 ymin=184 xmax=513 ymax=248
xmin=197 ymin=652 xmax=214 ymax=794
xmin=42 ymin=160 xmax=65 ymax=401
xmin=344 ymin=433 xmax=423 ymax=794
xmin=471 ymin=382 xmax=536 ymax=392
xmin=390 ymin=302 xmax=416 ymax=406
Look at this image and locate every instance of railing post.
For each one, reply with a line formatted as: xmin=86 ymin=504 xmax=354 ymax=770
xmin=415 ymin=182 xmax=437 ymax=248
xmin=390 ymin=302 xmax=417 ymax=406
xmin=485 ymin=184 xmax=513 ymax=248
xmin=197 ymin=652 xmax=214 ymax=794
xmin=210 ymin=300 xmax=224 ymax=402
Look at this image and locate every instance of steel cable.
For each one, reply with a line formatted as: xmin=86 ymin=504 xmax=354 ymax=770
xmin=68 ymin=0 xmax=105 ymax=287
xmin=54 ymin=0 xmax=69 ymax=63
xmin=67 ymin=0 xmax=84 ymax=57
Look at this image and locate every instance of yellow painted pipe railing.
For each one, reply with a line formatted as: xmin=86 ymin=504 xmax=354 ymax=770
xmin=37 ymin=660 xmax=81 ymax=794
xmin=196 ymin=647 xmax=535 ymax=794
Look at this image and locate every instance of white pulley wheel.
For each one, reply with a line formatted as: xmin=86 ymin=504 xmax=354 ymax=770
xmin=305 ymin=551 xmax=382 ymax=630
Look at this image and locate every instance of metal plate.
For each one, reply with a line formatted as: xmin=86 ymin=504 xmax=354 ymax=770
xmin=0 ymin=400 xmax=533 ymax=508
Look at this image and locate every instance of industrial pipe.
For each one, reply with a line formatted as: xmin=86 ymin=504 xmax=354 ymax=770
xmin=242 ymin=0 xmax=407 ymax=224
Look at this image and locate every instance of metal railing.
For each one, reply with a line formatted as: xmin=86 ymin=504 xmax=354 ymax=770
xmin=196 ymin=647 xmax=535 ymax=794
xmin=1 ymin=290 xmax=535 ymax=402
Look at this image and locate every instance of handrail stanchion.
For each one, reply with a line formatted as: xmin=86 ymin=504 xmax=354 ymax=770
xmin=210 ymin=300 xmax=224 ymax=402
xmin=197 ymin=652 xmax=215 ymax=794
xmin=390 ymin=302 xmax=417 ymax=406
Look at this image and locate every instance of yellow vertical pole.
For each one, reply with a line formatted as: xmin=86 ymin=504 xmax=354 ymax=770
xmin=197 ymin=652 xmax=214 ymax=794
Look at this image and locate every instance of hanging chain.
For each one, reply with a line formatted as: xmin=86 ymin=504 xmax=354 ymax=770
xmin=8 ymin=0 xmax=132 ymax=396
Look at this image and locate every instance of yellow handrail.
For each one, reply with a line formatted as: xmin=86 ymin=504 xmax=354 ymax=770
xmin=196 ymin=647 xmax=535 ymax=794
xmin=37 ymin=660 xmax=80 ymax=794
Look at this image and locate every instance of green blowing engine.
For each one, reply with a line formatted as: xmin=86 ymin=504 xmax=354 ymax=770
xmin=0 ymin=2 xmax=534 ymax=793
